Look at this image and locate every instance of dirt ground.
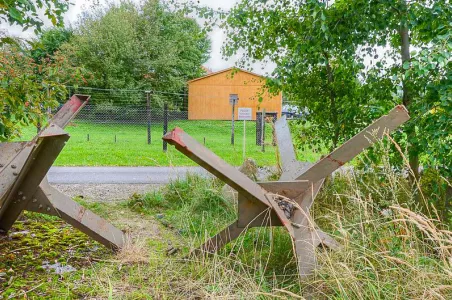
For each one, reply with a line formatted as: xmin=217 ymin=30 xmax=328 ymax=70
xmin=52 ymin=183 xmax=161 ymax=202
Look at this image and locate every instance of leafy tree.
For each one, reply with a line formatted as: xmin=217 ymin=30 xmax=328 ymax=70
xmin=0 ymin=1 xmax=81 ymax=141
xmin=31 ymin=27 xmax=73 ymax=63
xmin=0 ymin=0 xmax=70 ymax=44
xmin=203 ymin=0 xmax=449 ymax=179
xmin=213 ymin=0 xmax=450 ymax=216
xmin=60 ymin=0 xmax=211 ymax=97
xmin=0 ymin=42 xmax=89 ymax=141
xmin=329 ymin=0 xmax=451 ymax=181
xmin=213 ymin=0 xmax=391 ymax=151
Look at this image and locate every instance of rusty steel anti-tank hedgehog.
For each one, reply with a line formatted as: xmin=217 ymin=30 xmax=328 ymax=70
xmin=163 ymin=105 xmax=410 ymax=277
xmin=0 ymin=96 xmax=410 ymax=279
xmin=0 ymin=95 xmax=126 ymax=250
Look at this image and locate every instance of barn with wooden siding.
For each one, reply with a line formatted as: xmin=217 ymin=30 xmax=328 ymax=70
xmin=188 ymin=68 xmax=282 ymax=120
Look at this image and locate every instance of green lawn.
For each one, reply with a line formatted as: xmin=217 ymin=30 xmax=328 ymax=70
xmin=18 ymin=120 xmax=322 ymax=166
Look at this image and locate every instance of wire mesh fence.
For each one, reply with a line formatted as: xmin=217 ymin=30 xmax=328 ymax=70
xmin=24 ymin=87 xmax=282 ymax=166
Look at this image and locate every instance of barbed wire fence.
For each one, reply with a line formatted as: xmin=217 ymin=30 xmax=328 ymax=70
xmin=32 ymin=86 xmax=302 ymax=165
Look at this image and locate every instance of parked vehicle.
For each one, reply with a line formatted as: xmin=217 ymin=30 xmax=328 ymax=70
xmin=281 ymin=105 xmax=309 ymax=119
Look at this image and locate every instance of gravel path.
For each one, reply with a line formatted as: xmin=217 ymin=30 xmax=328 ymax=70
xmin=52 ymin=183 xmax=161 ymax=202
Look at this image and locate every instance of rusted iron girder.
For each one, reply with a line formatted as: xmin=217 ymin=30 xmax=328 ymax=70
xmin=163 ymin=128 xmax=294 ymax=236
xmin=296 ymin=105 xmax=410 ymax=182
xmin=0 ymin=95 xmax=125 ymax=250
xmin=163 ymin=105 xmax=410 ymax=278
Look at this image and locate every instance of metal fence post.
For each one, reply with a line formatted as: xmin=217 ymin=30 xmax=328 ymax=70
xmin=163 ymin=103 xmax=168 ymax=152
xmin=256 ymin=111 xmax=265 ymax=146
xmin=261 ymin=109 xmax=266 ymax=152
xmin=229 ymin=94 xmax=238 ymax=145
xmin=146 ymin=91 xmax=151 ymax=144
xmin=231 ymin=101 xmax=235 ymax=145
xmin=256 ymin=112 xmax=260 ymax=145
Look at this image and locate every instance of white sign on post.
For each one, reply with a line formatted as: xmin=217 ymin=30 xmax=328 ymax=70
xmin=237 ymin=108 xmax=252 ymax=162
xmin=238 ymin=107 xmax=252 ymax=121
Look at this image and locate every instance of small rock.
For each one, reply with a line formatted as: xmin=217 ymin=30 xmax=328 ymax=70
xmin=42 ymin=262 xmax=76 ymax=275
xmin=160 ymin=220 xmax=172 ymax=228
xmin=156 ymin=213 xmax=164 ymax=219
xmin=10 ymin=230 xmax=29 ymax=237
xmin=221 ymin=184 xmax=238 ymax=204
xmin=238 ymin=158 xmax=258 ymax=179
xmin=222 ymin=158 xmax=258 ymax=204
xmin=381 ymin=209 xmax=392 ymax=217
xmin=166 ymin=246 xmax=179 ymax=256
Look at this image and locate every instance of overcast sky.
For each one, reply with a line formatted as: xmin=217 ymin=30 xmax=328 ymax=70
xmin=0 ymin=0 xmax=275 ymax=75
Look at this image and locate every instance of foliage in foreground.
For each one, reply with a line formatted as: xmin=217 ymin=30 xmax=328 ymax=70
xmin=0 ymin=212 xmax=110 ymax=298
xmin=0 ymin=41 xmax=89 ymax=141
xmin=0 ymin=0 xmax=70 ymax=41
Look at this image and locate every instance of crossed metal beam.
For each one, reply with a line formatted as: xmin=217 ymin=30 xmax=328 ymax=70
xmin=163 ymin=105 xmax=410 ymax=277
xmin=0 ymin=95 xmax=125 ymax=250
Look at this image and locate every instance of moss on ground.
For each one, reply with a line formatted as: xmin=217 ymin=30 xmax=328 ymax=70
xmin=0 ymin=212 xmax=111 ymax=298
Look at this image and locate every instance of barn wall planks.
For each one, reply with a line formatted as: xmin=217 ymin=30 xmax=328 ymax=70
xmin=188 ymin=69 xmax=282 ymax=120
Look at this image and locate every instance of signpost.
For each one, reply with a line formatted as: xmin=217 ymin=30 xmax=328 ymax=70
xmin=229 ymin=94 xmax=239 ymax=145
xmin=238 ymin=107 xmax=252 ymax=161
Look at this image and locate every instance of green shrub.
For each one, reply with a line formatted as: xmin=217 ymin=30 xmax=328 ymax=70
xmin=420 ymin=168 xmax=452 ymax=224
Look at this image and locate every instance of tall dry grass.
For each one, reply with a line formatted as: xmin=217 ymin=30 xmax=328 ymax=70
xmin=91 ymin=137 xmax=451 ymax=299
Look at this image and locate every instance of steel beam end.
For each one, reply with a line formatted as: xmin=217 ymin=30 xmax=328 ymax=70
xmin=50 ymin=94 xmax=91 ymax=129
xmin=66 ymin=94 xmax=91 ymax=114
xmin=39 ymin=124 xmax=69 ymax=138
xmin=390 ymin=105 xmax=410 ymax=121
xmin=162 ymin=127 xmax=186 ymax=148
xmin=73 ymin=94 xmax=91 ymax=103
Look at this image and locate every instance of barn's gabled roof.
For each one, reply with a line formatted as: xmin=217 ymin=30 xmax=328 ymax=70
xmin=188 ymin=67 xmax=265 ymax=84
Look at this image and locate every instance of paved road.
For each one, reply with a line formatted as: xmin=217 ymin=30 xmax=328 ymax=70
xmin=47 ymin=166 xmax=208 ymax=184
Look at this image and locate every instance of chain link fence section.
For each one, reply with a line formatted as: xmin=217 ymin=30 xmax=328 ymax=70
xmin=48 ymin=87 xmax=277 ymax=166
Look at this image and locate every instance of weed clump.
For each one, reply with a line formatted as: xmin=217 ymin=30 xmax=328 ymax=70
xmin=128 ymin=173 xmax=236 ymax=238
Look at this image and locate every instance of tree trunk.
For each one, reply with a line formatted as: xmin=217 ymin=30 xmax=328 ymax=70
xmin=444 ymin=184 xmax=452 ymax=222
xmin=325 ymin=56 xmax=339 ymax=151
xmin=400 ymin=9 xmax=420 ymax=181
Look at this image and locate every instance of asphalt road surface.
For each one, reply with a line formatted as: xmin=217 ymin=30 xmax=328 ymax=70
xmin=47 ymin=166 xmax=208 ymax=184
